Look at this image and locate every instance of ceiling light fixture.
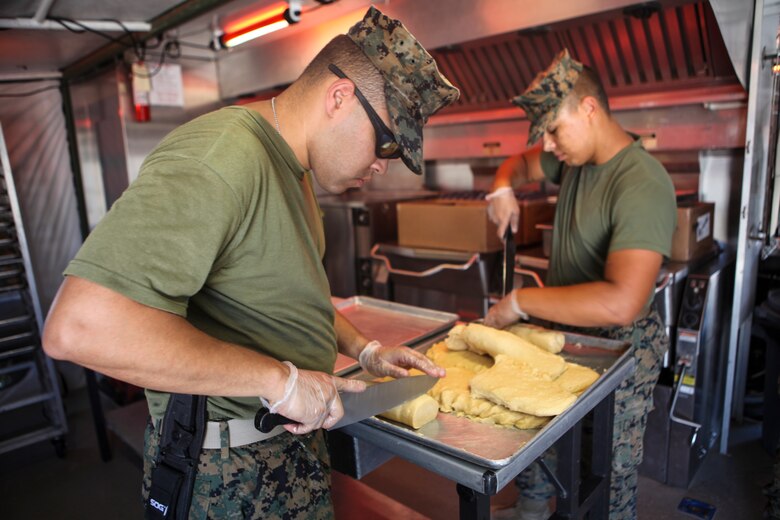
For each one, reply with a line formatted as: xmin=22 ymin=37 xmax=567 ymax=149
xmin=219 ymin=0 xmax=302 ymax=49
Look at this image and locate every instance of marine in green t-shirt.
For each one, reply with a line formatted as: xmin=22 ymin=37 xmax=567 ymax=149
xmin=43 ymin=7 xmax=457 ymax=519
xmin=485 ymin=49 xmax=676 ymax=520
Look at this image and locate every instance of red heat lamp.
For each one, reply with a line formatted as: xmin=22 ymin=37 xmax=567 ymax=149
xmin=219 ymin=1 xmax=302 ymax=49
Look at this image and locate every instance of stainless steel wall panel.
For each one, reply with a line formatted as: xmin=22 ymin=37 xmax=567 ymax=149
xmin=709 ymin=0 xmax=755 ymax=87
xmin=722 ymin=0 xmax=779 ymax=452
xmin=0 ymin=80 xmax=82 ymax=317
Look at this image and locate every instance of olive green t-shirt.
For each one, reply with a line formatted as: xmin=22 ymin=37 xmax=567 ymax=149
xmin=541 ymin=138 xmax=676 ymax=310
xmin=64 ymin=106 xmax=336 ymax=420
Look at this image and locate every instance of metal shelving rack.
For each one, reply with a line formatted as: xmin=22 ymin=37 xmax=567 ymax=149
xmin=0 ymin=124 xmax=67 ymax=456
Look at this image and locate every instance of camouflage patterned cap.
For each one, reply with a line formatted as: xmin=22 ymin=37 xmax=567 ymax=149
xmin=511 ymin=49 xmax=583 ymax=145
xmin=347 ymin=6 xmax=460 ymax=174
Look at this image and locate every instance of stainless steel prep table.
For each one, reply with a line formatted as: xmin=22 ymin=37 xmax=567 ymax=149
xmin=332 ymin=330 xmax=635 ymax=519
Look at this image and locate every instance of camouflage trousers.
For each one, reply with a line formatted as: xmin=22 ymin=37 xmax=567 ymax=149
xmin=141 ymin=418 xmax=334 ymax=519
xmin=517 ymin=309 xmax=669 ymax=520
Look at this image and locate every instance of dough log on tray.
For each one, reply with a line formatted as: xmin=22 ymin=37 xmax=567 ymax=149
xmin=378 ymin=393 xmax=440 ymax=429
xmin=425 ymin=341 xmax=493 ymax=373
xmin=428 ymin=366 xmax=549 ymax=429
xmin=458 ymin=323 xmax=567 ymax=378
xmin=375 ymin=370 xmax=439 ymax=429
xmin=504 ymin=323 xmax=565 ymax=354
xmin=470 ymin=356 xmax=577 ymax=417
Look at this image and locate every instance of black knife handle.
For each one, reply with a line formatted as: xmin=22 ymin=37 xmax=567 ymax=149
xmin=254 ymin=407 xmax=297 ymax=433
xmin=503 ymin=227 xmax=515 ymax=295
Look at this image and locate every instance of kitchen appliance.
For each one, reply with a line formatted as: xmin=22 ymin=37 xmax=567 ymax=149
xmin=639 ymin=248 xmax=735 ymax=487
xmin=319 ymin=190 xmax=435 ymax=297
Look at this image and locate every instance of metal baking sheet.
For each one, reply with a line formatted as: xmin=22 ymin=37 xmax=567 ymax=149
xmin=332 ymin=296 xmax=458 ymax=376
xmin=347 ymin=329 xmax=631 ymax=469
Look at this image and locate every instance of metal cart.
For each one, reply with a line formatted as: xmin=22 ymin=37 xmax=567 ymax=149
xmin=0 ymin=124 xmax=68 ymax=456
xmin=331 ymin=328 xmax=634 ymax=519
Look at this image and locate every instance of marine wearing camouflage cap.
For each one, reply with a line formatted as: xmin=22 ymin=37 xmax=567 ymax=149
xmin=348 ymin=6 xmax=460 ymax=175
xmin=511 ymin=49 xmax=583 ymax=145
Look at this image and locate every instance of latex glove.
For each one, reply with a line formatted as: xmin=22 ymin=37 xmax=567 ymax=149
xmin=486 ymin=187 xmax=519 ymax=239
xmin=267 ymin=361 xmax=366 ymax=435
xmin=359 ymin=341 xmax=446 ymax=379
xmin=484 ymin=289 xmax=530 ymax=329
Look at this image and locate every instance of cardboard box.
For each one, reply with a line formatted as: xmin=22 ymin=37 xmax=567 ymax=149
xmin=670 ymin=202 xmax=715 ymax=262
xmin=396 ymin=198 xmax=556 ymax=253
xmin=398 ymin=199 xmax=502 ymax=252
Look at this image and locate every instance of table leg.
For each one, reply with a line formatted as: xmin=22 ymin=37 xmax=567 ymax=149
xmin=456 ymin=483 xmax=491 ymax=520
xmin=553 ymin=420 xmax=582 ymax=519
xmin=589 ymin=391 xmax=615 ymax=519
xmin=85 ymin=368 xmax=112 ymax=461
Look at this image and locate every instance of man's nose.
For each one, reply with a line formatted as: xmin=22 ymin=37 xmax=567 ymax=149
xmin=542 ymin=133 xmax=555 ymax=152
xmin=371 ymin=158 xmax=390 ymax=175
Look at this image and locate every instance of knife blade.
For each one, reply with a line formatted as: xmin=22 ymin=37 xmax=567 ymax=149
xmin=503 ymin=226 xmax=515 ymax=296
xmin=254 ymin=374 xmax=438 ymax=433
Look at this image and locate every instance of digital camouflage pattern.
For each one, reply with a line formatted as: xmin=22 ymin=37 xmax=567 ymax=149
xmin=347 ymin=6 xmax=459 ymax=175
xmin=511 ymin=49 xmax=583 ymax=146
xmin=516 ymin=309 xmax=669 ymax=520
xmin=142 ymin=419 xmax=333 ymax=519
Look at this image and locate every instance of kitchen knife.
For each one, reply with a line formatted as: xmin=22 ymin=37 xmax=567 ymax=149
xmin=254 ymin=374 xmax=438 ymax=433
xmin=503 ymin=226 xmax=515 ymax=296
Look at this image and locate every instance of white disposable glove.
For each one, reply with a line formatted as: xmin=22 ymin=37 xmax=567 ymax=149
xmin=358 ymin=340 xmax=446 ymax=379
xmin=486 ymin=187 xmax=519 ymax=239
xmin=267 ymin=361 xmax=366 ymax=434
xmin=484 ymin=289 xmax=530 ymax=329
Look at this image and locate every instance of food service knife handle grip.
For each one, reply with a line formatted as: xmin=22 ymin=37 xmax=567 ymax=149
xmin=254 ymin=407 xmax=296 ymax=433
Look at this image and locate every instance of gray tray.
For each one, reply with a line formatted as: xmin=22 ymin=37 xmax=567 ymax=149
xmin=332 ymin=297 xmax=458 ymax=376
xmin=347 ymin=329 xmax=631 ymax=469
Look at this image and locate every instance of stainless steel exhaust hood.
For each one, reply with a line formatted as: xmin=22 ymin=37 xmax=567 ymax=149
xmin=216 ymin=0 xmax=745 ymax=108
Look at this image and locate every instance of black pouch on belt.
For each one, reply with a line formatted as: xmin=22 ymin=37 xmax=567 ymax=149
xmin=145 ymin=393 xmax=207 ymax=520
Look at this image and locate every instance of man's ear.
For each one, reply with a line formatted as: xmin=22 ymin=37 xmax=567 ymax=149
xmin=325 ymin=78 xmax=355 ymax=118
xmin=580 ymin=95 xmax=599 ymax=119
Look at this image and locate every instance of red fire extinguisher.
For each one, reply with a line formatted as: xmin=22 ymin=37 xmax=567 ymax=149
xmin=132 ymin=61 xmax=151 ymax=123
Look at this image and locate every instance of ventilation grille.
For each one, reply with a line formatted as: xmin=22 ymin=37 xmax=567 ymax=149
xmin=430 ymin=1 xmax=736 ymax=113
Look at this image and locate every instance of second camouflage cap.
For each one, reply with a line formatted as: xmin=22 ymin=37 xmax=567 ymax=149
xmin=348 ymin=6 xmax=460 ymax=174
xmin=511 ymin=49 xmax=583 ymax=145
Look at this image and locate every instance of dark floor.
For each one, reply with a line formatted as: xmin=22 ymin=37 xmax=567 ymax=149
xmin=0 ymin=387 xmax=774 ymax=519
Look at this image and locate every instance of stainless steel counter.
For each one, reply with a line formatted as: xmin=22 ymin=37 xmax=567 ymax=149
xmin=332 ymin=328 xmax=635 ymax=518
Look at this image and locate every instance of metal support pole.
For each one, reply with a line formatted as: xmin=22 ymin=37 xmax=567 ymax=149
xmin=552 ymin=420 xmax=582 ymax=519
xmin=456 ymin=483 xmax=491 ymax=520
xmin=588 ymin=391 xmax=615 ymax=519
xmin=85 ymin=368 xmax=112 ymax=461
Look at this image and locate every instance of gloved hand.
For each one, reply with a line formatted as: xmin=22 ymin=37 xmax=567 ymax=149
xmin=486 ymin=187 xmax=519 ymax=239
xmin=359 ymin=341 xmax=446 ymax=379
xmin=484 ymin=289 xmax=530 ymax=329
xmin=267 ymin=361 xmax=366 ymax=435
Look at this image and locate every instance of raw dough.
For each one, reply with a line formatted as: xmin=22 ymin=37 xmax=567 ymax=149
xmin=470 ymin=356 xmax=577 ymax=416
xmin=428 ymin=367 xmax=548 ymax=429
xmin=445 ymin=324 xmax=469 ymax=351
xmin=461 ymin=323 xmax=567 ymax=378
xmin=505 ymin=323 xmax=565 ymax=354
xmin=379 ymin=393 xmax=440 ymax=429
xmin=425 ymin=341 xmax=493 ymax=373
xmin=554 ymin=362 xmax=600 ymax=394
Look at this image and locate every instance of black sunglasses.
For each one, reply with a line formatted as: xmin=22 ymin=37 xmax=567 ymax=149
xmin=328 ymin=64 xmax=402 ymax=159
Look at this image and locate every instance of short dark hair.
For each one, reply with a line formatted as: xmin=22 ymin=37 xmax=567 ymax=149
xmin=570 ymin=65 xmax=610 ymax=115
xmin=299 ymin=34 xmax=385 ymax=108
